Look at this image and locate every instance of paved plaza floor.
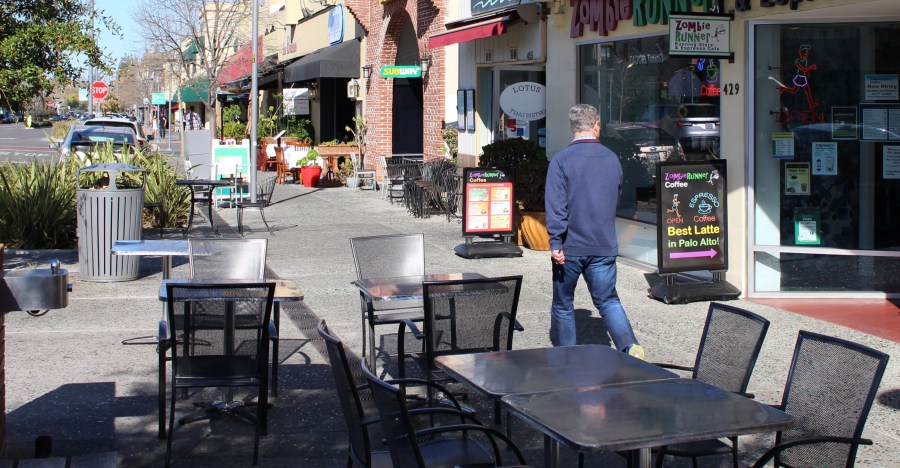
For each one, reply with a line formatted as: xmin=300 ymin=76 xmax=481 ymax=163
xmin=2 ymin=180 xmax=897 ymax=466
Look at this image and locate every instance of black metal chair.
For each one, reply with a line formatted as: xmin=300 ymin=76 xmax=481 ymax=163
xmin=751 ymin=330 xmax=889 ymax=468
xmin=160 ymin=282 xmax=276 ymax=467
xmin=652 ymin=302 xmax=771 ymax=468
xmin=350 ymin=233 xmax=426 ymax=368
xmin=318 ymin=320 xmax=478 ymax=468
xmin=399 ymin=275 xmax=524 ymax=424
xmin=360 ymin=360 xmax=529 ymax=468
xmin=237 ymin=175 xmax=277 ymax=236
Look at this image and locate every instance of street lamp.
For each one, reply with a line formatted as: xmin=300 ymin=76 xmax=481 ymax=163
xmin=250 ymin=0 xmax=260 ymax=202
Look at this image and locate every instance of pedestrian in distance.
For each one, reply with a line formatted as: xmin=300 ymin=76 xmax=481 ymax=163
xmin=160 ymin=115 xmax=167 ymax=138
xmin=185 ymin=106 xmax=202 ymax=131
xmin=544 ymin=103 xmax=644 ymax=359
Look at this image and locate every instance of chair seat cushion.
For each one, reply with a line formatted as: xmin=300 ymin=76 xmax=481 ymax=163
xmin=417 ymin=437 xmax=495 ymax=467
xmin=658 ymin=438 xmax=733 ymax=456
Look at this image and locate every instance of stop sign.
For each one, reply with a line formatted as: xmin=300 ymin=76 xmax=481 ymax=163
xmin=91 ymin=81 xmax=109 ymax=100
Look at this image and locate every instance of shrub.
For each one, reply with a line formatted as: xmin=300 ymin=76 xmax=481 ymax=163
xmin=222 ymin=121 xmax=247 ymax=139
xmin=52 ymin=121 xmax=71 ymax=140
xmin=478 ymin=138 xmax=548 ymax=212
xmin=285 ymin=116 xmax=314 ymax=143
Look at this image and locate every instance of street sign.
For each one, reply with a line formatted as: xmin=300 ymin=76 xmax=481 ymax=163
xmin=151 ymin=93 xmax=166 ymax=105
xmin=380 ymin=65 xmax=421 ymax=79
xmin=78 ymin=88 xmax=88 ymax=102
xmin=91 ymin=81 xmax=109 ymax=100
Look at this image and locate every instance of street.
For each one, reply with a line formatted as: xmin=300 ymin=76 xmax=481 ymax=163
xmin=0 ymin=121 xmax=179 ymax=163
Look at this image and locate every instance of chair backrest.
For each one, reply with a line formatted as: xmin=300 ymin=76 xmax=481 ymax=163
xmin=774 ymin=330 xmax=889 ymax=468
xmin=256 ymin=175 xmax=278 ymax=205
xmin=350 ymin=153 xmax=361 ymax=173
xmin=166 ymin=282 xmax=275 ymax=377
xmin=692 ymin=302 xmax=770 ymax=394
xmin=360 ymin=361 xmax=426 ymax=468
xmin=350 ymin=233 xmax=425 ymax=280
xmin=189 ymin=238 xmax=267 ymax=279
xmin=422 ymin=275 xmax=523 ymax=366
xmin=317 ymin=320 xmax=374 ymax=467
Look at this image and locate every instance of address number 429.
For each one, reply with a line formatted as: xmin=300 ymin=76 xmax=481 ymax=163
xmin=722 ymin=83 xmax=740 ymax=95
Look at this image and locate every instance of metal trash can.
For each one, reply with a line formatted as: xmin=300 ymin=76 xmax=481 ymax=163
xmin=76 ymin=163 xmax=146 ymax=282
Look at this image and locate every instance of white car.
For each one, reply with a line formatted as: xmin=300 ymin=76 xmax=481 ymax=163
xmin=83 ymin=116 xmax=156 ymax=152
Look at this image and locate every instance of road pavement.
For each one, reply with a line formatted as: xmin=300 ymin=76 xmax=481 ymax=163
xmin=0 ymin=167 xmax=897 ymax=466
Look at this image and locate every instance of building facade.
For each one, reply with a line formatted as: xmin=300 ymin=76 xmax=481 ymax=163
xmin=534 ymin=0 xmax=900 ymax=297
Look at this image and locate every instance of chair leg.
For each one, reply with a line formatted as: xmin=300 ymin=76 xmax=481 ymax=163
xmin=258 ymin=208 xmax=273 ymax=233
xmin=184 ymin=201 xmax=195 ymax=237
xmin=165 ymin=383 xmax=177 ymax=467
xmin=730 ymin=436 xmax=739 ymax=468
xmin=578 ymin=452 xmax=584 ymax=468
xmin=655 ymin=446 xmax=666 ymax=468
xmin=692 ymin=456 xmax=699 ymax=468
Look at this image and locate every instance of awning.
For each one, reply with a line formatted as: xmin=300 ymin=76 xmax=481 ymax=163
xmin=174 ymin=79 xmax=210 ymax=103
xmin=428 ymin=15 xmax=511 ymax=49
xmin=284 ymin=38 xmax=360 ymax=83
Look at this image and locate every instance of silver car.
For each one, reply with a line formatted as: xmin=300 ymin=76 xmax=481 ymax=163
xmin=52 ymin=125 xmax=138 ymax=161
xmin=83 ymin=116 xmax=155 ymax=152
xmin=640 ymin=103 xmax=720 ymax=153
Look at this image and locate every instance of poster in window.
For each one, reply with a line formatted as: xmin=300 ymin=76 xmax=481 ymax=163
xmin=772 ymin=132 xmax=795 ymax=159
xmin=884 ymin=146 xmax=900 ymax=179
xmin=466 ymin=90 xmax=475 ymax=132
xmin=811 ymin=142 xmax=837 ymax=176
xmin=784 ymin=162 xmax=810 ymax=195
xmin=457 ymin=90 xmax=465 ymax=131
xmin=794 ymin=210 xmax=821 ymax=245
xmin=831 ymin=106 xmax=857 ymax=140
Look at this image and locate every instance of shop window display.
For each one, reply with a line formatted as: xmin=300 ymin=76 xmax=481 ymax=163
xmin=579 ymin=36 xmax=721 ymax=223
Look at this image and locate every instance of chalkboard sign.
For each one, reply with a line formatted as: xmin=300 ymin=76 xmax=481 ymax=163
xmin=462 ymin=167 xmax=515 ymax=237
xmin=656 ymin=160 xmax=728 ymax=274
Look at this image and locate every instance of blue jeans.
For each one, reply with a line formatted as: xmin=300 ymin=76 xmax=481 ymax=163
xmin=550 ymin=255 xmax=638 ymax=350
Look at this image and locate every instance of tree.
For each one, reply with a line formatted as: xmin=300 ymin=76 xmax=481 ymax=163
xmin=134 ymin=0 xmax=252 ymax=129
xmin=0 ymin=0 xmax=116 ymax=109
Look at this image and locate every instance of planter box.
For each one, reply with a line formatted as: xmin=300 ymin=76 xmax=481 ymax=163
xmin=316 ymin=144 xmax=357 ymax=156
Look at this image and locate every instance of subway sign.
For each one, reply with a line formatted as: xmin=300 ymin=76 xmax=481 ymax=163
xmin=380 ymin=65 xmax=422 ymax=79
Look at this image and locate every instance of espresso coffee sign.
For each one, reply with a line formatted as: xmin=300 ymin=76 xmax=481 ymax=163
xmin=462 ymin=167 xmax=514 ymax=236
xmin=656 ymin=160 xmax=728 ymax=274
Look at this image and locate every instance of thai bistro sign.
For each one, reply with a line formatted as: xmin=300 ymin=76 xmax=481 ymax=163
xmin=570 ymin=0 xmax=812 ymax=38
xmin=499 ymin=82 xmax=546 ymax=121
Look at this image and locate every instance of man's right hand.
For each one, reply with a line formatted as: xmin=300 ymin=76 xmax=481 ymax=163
xmin=552 ymin=249 xmax=565 ymax=265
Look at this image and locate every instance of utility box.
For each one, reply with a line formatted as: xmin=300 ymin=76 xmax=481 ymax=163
xmin=76 ymin=163 xmax=146 ymax=282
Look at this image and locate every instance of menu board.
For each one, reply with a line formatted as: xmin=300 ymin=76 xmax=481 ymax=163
xmin=462 ymin=167 xmax=514 ymax=236
xmin=656 ymin=160 xmax=728 ymax=274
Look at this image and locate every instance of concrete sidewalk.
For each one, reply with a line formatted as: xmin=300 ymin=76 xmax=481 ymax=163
xmin=2 ymin=180 xmax=897 ymax=467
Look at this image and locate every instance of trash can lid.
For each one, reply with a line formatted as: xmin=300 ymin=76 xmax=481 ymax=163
xmin=78 ymin=163 xmax=146 ymax=174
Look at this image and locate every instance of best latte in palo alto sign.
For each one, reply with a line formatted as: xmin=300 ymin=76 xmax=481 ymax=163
xmin=656 ymin=160 xmax=728 ymax=274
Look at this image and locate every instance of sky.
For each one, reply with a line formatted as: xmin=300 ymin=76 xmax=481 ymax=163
xmin=94 ymin=0 xmax=143 ymax=68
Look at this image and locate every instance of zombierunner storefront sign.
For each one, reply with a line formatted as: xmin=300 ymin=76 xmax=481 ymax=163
xmin=669 ymin=14 xmax=732 ymax=59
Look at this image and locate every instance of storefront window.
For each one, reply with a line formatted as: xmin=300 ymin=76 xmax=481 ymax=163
xmin=579 ymin=36 xmax=721 ymax=224
xmin=752 ymin=23 xmax=900 ymax=293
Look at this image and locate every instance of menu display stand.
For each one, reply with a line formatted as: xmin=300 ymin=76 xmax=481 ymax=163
xmin=649 ymin=160 xmax=740 ymax=304
xmin=454 ymin=167 xmax=522 ymax=259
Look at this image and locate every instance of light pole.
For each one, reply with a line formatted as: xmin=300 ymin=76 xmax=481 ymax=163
xmin=249 ymin=0 xmax=259 ymax=202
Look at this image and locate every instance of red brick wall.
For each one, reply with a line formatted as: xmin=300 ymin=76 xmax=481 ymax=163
xmin=345 ymin=0 xmax=446 ymax=167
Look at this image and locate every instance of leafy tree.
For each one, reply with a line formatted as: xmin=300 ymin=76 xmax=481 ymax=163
xmin=0 ymin=0 xmax=117 ymax=108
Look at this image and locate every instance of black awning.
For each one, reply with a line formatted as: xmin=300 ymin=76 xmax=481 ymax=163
xmin=284 ymin=38 xmax=360 ymax=83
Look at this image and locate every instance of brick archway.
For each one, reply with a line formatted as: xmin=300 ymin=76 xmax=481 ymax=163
xmin=345 ymin=0 xmax=445 ymax=166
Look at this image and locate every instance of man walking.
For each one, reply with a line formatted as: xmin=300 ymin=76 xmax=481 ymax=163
xmin=545 ymin=104 xmax=644 ymax=359
xmin=185 ymin=106 xmax=202 ymax=131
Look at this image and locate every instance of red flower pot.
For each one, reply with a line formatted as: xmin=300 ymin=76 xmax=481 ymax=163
xmin=300 ymin=165 xmax=322 ymax=187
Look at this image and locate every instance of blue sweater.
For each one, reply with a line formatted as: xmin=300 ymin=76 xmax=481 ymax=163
xmin=544 ymin=139 xmax=622 ymax=256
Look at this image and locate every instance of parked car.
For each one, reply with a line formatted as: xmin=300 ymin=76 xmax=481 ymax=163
xmin=639 ymin=102 xmax=720 ymax=154
xmin=83 ymin=116 xmax=155 ymax=152
xmin=602 ymin=123 xmax=685 ymax=204
xmin=52 ymin=125 xmax=139 ymax=161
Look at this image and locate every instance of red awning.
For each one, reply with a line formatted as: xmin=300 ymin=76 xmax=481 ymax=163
xmin=428 ymin=16 xmax=510 ymax=49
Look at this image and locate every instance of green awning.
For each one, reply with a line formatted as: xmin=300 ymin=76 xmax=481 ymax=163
xmin=174 ymin=79 xmax=210 ymax=103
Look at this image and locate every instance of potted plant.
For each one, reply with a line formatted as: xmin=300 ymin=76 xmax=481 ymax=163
xmin=298 ymin=149 xmax=322 ymax=187
xmin=478 ymin=138 xmax=550 ymax=250
xmin=339 ymin=159 xmax=359 ymax=188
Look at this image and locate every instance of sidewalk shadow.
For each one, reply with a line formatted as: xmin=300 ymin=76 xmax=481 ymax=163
xmin=574 ymin=308 xmax=613 ymax=346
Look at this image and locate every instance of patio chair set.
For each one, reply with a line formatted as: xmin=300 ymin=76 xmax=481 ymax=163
xmin=179 ymin=171 xmax=279 ymax=237
xmin=337 ymin=232 xmax=890 ymax=468
xmin=380 ymin=156 xmax=462 ymax=221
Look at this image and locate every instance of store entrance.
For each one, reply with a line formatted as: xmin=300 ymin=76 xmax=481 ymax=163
xmin=391 ymin=17 xmax=423 ymax=154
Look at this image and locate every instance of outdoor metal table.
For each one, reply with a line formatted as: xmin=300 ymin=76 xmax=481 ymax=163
xmin=175 ymin=178 xmax=230 ymax=236
xmin=160 ymin=278 xmax=303 ymax=399
xmin=352 ymin=272 xmax=486 ymax=369
xmin=435 ymin=344 xmax=678 ymax=402
xmin=502 ymin=378 xmax=795 ymax=468
xmin=111 ymin=239 xmax=188 ymax=279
